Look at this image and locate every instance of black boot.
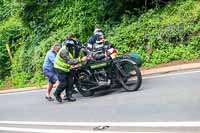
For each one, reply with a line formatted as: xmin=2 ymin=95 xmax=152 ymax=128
xmin=67 ymin=95 xmax=76 ymax=102
xmin=65 ymin=92 xmax=76 ymax=102
xmin=53 ymin=91 xmax=62 ymax=103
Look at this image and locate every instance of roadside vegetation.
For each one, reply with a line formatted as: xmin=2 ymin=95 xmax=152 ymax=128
xmin=0 ymin=0 xmax=199 ymax=89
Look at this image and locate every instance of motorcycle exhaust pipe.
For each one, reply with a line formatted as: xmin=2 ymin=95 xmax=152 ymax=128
xmin=88 ymin=84 xmax=109 ymax=91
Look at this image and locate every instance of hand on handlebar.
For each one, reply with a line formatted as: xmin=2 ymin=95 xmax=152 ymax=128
xmin=86 ymin=54 xmax=93 ymax=60
xmin=71 ymin=63 xmax=81 ymax=69
xmin=79 ymin=55 xmax=92 ymax=65
xmin=81 ymin=56 xmax=88 ymax=62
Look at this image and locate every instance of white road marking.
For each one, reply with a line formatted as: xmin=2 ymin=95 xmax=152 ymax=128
xmin=143 ymin=70 xmax=200 ymax=79
xmin=0 ymin=127 xmax=125 ymax=133
xmin=0 ymin=121 xmax=200 ymax=127
xmin=0 ymin=127 xmax=192 ymax=133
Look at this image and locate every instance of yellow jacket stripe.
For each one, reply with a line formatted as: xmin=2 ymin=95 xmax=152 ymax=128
xmin=54 ymin=47 xmax=73 ymax=72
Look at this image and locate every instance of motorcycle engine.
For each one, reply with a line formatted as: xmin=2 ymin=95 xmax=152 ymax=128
xmin=94 ymin=69 xmax=111 ymax=86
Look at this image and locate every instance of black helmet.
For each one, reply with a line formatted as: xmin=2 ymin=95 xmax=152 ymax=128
xmin=63 ymin=39 xmax=77 ymax=48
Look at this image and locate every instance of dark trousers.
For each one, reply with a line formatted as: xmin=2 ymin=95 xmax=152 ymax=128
xmin=54 ymin=68 xmax=74 ymax=96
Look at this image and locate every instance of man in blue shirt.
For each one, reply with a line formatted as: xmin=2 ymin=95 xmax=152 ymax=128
xmin=43 ymin=43 xmax=61 ymax=101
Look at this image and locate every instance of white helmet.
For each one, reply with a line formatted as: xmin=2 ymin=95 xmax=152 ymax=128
xmin=94 ymin=28 xmax=104 ymax=36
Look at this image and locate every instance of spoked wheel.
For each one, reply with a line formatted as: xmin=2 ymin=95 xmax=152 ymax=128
xmin=116 ymin=59 xmax=142 ymax=91
xmin=76 ymin=71 xmax=95 ymax=97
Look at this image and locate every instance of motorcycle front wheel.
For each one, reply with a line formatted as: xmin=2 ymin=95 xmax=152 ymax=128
xmin=76 ymin=70 xmax=95 ymax=97
xmin=115 ymin=59 xmax=142 ymax=92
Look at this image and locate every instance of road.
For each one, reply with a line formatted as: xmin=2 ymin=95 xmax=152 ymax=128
xmin=0 ymin=69 xmax=200 ymax=132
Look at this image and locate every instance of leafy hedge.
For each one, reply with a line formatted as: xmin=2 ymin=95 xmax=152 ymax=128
xmin=108 ymin=0 xmax=200 ymax=66
xmin=0 ymin=16 xmax=28 ymax=81
xmin=0 ymin=0 xmax=199 ymax=88
xmin=10 ymin=0 xmax=102 ymax=87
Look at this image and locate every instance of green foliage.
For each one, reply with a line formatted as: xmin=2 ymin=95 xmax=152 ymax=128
xmin=0 ymin=43 xmax=10 ymax=79
xmin=11 ymin=72 xmax=32 ymax=87
xmin=0 ymin=0 xmax=11 ymax=21
xmin=109 ymin=0 xmax=200 ymax=66
xmin=0 ymin=16 xmax=28 ymax=80
xmin=4 ymin=0 xmax=101 ymax=87
xmin=31 ymin=71 xmax=46 ymax=87
xmin=0 ymin=79 xmax=4 ymax=89
xmin=0 ymin=0 xmax=199 ymax=88
xmin=0 ymin=17 xmax=26 ymax=44
xmin=0 ymin=0 xmax=21 ymax=21
xmin=189 ymin=35 xmax=200 ymax=51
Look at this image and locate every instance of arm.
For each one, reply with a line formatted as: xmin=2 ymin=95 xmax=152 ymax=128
xmin=59 ymin=48 xmax=80 ymax=65
xmin=87 ymin=36 xmax=96 ymax=51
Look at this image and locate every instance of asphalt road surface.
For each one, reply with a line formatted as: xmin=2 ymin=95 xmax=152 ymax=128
xmin=0 ymin=69 xmax=200 ymax=132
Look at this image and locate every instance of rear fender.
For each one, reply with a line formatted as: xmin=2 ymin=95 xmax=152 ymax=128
xmin=118 ymin=59 xmax=137 ymax=65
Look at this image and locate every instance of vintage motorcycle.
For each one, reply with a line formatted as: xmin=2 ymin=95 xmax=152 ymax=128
xmin=73 ymin=45 xmax=142 ymax=97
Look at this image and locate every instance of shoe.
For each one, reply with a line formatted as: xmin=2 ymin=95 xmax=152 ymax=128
xmin=63 ymin=95 xmax=76 ymax=102
xmin=53 ymin=92 xmax=62 ymax=103
xmin=63 ymin=95 xmax=68 ymax=101
xmin=45 ymin=96 xmax=54 ymax=101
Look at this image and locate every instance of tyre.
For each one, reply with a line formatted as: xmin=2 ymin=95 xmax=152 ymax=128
xmin=76 ymin=71 xmax=95 ymax=97
xmin=115 ymin=59 xmax=142 ymax=91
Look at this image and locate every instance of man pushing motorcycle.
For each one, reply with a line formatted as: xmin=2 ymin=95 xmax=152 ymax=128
xmin=53 ymin=34 xmax=88 ymax=103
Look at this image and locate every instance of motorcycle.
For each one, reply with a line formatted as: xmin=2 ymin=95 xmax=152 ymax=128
xmin=73 ymin=45 xmax=142 ymax=97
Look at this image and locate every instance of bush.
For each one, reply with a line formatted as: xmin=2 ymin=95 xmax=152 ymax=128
xmin=108 ymin=0 xmax=200 ymax=66
xmin=31 ymin=71 xmax=46 ymax=87
xmin=0 ymin=16 xmax=28 ymax=80
xmin=0 ymin=0 xmax=200 ymax=88
xmin=11 ymin=72 xmax=32 ymax=87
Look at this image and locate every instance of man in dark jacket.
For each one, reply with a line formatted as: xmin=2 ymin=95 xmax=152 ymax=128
xmin=53 ymin=35 xmax=87 ymax=103
xmin=87 ymin=27 xmax=105 ymax=51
